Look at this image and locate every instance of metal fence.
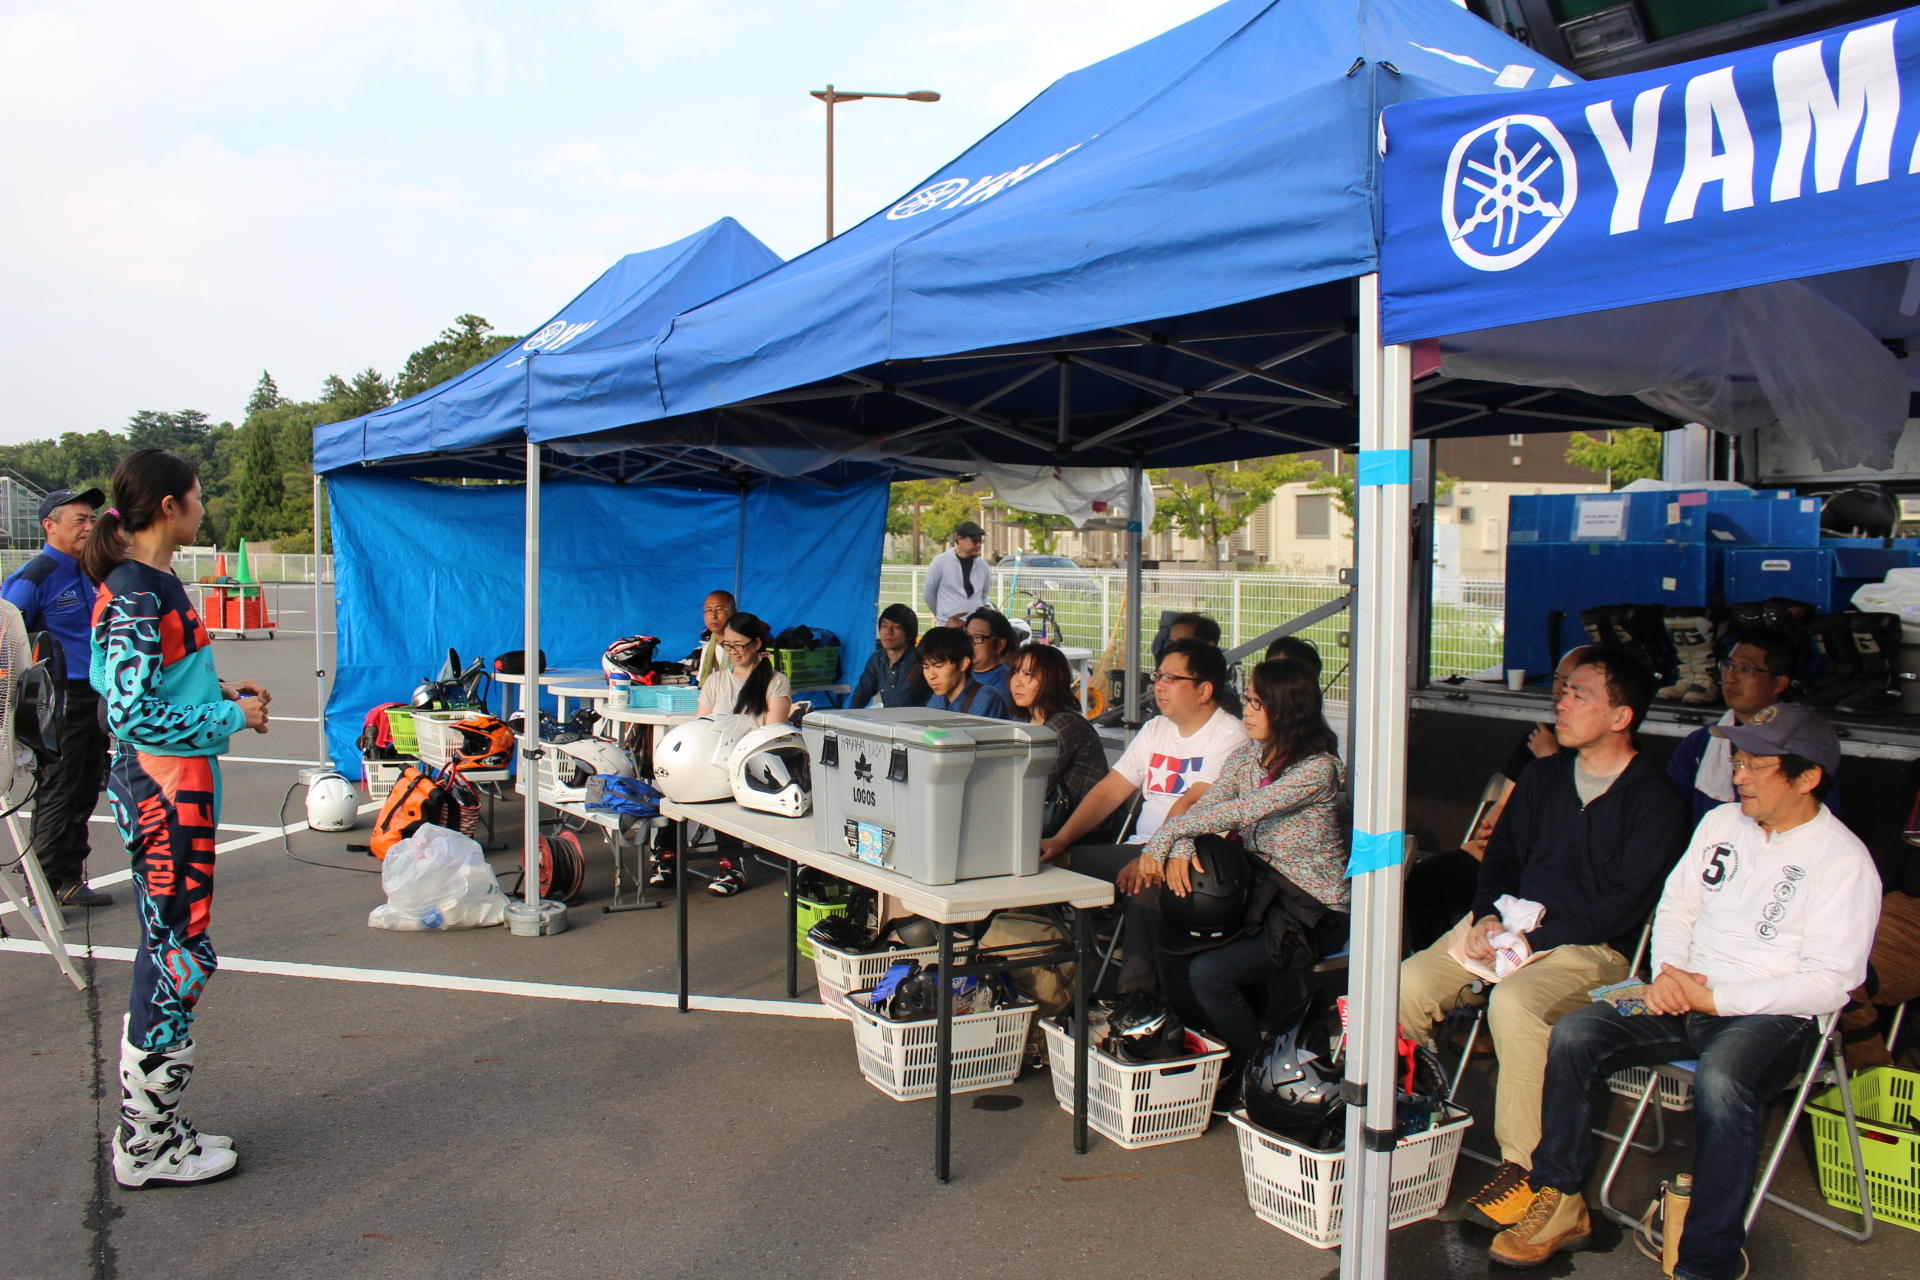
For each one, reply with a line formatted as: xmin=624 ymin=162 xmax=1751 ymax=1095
xmin=879 ymin=564 xmax=1505 ymax=706
xmin=0 ymin=548 xmax=333 ymax=584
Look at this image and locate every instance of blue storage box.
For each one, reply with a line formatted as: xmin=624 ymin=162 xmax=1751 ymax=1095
xmin=1724 ymin=547 xmax=1920 ymax=614
xmin=1504 ymin=543 xmax=1717 ymax=677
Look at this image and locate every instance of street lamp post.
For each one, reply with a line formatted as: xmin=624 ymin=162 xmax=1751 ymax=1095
xmin=809 ymin=84 xmax=941 ymax=240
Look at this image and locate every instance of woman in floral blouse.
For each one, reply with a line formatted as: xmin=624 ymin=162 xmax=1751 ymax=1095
xmin=1142 ymin=658 xmax=1349 ymax=1074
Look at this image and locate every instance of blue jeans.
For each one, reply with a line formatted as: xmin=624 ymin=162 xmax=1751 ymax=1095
xmin=1530 ymin=1003 xmax=1820 ymax=1280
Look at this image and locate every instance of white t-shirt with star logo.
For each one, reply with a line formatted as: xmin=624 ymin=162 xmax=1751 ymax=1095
xmin=1112 ymin=707 xmax=1248 ymax=844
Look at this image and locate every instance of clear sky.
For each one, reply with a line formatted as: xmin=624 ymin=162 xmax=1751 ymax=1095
xmin=0 ymin=0 xmax=1249 ymax=443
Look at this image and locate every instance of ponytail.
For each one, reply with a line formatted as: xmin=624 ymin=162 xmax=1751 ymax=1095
xmin=82 ymin=448 xmax=199 ymax=584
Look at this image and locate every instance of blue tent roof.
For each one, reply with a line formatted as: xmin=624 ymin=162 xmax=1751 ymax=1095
xmin=313 ymin=217 xmax=781 ymax=474
xmin=550 ymin=0 xmax=1650 ymax=472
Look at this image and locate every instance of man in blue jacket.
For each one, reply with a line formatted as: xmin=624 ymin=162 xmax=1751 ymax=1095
xmin=1399 ymin=645 xmax=1691 ymax=1230
xmin=1 ymin=487 xmax=112 ymax=907
xmin=1665 ymin=628 xmax=1796 ymax=823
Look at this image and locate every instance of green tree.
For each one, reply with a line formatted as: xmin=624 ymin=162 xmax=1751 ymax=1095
xmin=1001 ymin=506 xmax=1072 ymax=554
xmin=1151 ymin=458 xmax=1323 ymax=567
xmin=393 ymin=314 xmax=520 ymax=400
xmin=1565 ymin=428 xmax=1664 ymax=488
xmin=246 ymin=371 xmax=283 ymax=417
xmin=888 ymin=479 xmax=980 ymax=563
xmin=228 ymin=417 xmax=287 ymax=545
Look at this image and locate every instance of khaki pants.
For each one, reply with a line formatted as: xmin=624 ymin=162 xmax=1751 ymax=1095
xmin=1399 ymin=916 xmax=1627 ymax=1168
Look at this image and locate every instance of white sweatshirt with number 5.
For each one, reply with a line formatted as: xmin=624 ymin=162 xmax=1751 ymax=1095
xmin=1651 ymin=803 xmax=1881 ymax=1019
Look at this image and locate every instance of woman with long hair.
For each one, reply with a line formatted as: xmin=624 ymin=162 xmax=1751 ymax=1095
xmin=690 ymin=611 xmax=789 ymax=896
xmin=694 ymin=611 xmax=791 ymax=727
xmin=87 ymin=448 xmax=271 ymax=1188
xmin=1138 ymin=659 xmax=1349 ymax=1095
xmin=1006 ymin=643 xmax=1112 ymax=840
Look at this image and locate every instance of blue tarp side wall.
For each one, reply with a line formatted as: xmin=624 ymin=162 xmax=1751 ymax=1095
xmin=323 ymin=472 xmax=888 ymax=776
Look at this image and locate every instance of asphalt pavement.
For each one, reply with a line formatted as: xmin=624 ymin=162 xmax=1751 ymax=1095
xmin=4 ymin=584 xmax=1915 ymax=1279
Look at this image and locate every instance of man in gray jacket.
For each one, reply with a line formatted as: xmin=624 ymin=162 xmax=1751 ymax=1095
xmin=923 ymin=520 xmax=991 ymax=627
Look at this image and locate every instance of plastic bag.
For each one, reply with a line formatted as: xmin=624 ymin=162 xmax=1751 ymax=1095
xmin=368 ymin=823 xmax=507 ymax=931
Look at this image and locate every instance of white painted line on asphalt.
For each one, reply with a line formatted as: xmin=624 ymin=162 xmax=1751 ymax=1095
xmin=222 ymin=756 xmax=322 ymax=766
xmin=6 ymin=808 xmax=377 ymax=912
xmin=268 ymin=715 xmax=320 ymax=723
xmin=0 ymin=939 xmax=840 ymax=1021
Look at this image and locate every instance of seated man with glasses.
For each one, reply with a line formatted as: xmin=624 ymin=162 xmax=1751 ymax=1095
xmin=1037 ymin=638 xmax=1249 ymax=995
xmin=1491 ymin=703 xmax=1879 ymax=1277
xmin=1400 ymin=646 xmax=1690 ymax=1232
xmin=1666 ymin=629 xmax=1801 ymax=824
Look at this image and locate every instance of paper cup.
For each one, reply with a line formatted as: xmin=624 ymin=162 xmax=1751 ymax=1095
xmin=1505 ymin=669 xmax=1527 ymax=691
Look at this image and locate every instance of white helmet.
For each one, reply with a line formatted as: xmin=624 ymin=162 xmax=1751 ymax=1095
xmin=307 ymin=771 xmax=359 ymax=832
xmin=727 ymin=725 xmax=811 ymax=818
xmin=550 ymin=738 xmax=637 ymax=792
xmin=654 ymin=714 xmax=756 ymax=803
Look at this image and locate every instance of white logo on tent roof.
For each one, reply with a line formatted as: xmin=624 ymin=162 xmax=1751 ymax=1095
xmin=1442 ymin=115 xmax=1578 ymax=272
xmin=885 ymin=144 xmax=1084 ymax=221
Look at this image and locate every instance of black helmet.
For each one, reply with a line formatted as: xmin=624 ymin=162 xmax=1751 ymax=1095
xmin=807 ymin=914 xmax=870 ymax=954
xmin=883 ymin=962 xmax=943 ymax=1022
xmin=1243 ymin=998 xmax=1345 ymax=1148
xmin=873 ymin=916 xmax=938 ymax=950
xmin=1821 ymin=484 xmax=1901 ymax=538
xmin=1102 ymin=992 xmax=1190 ymax=1064
xmin=1395 ymin=1040 xmax=1451 ymax=1137
xmin=1160 ymin=838 xmax=1253 ymax=955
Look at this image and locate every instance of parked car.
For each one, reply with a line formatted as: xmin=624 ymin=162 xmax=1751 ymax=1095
xmin=996 ymin=552 xmax=1100 ymax=599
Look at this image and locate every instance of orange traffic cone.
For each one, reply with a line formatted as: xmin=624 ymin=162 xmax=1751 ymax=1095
xmin=215 ymin=553 xmax=229 ymax=578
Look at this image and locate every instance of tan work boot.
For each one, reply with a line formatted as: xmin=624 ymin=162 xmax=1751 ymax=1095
xmin=1490 ymin=1187 xmax=1592 ymax=1268
xmin=1463 ymin=1160 xmax=1536 ymax=1230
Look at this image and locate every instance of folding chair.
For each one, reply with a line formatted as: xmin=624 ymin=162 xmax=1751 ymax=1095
xmin=1595 ymin=1009 xmax=1875 ymax=1243
xmin=1087 ymin=792 xmax=1144 ymax=994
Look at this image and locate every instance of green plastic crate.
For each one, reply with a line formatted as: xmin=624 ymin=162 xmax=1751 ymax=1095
xmin=792 ymin=895 xmax=849 ymax=961
xmin=385 ymin=708 xmax=419 ymax=756
xmin=1808 ymin=1066 xmax=1920 ymax=1233
xmin=773 ymin=646 xmax=840 ymax=687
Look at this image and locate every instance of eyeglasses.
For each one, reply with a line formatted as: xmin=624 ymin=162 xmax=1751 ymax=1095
xmin=1718 ymin=660 xmax=1778 ymax=679
xmin=718 ymin=641 xmax=756 ymax=653
xmin=1150 ymin=671 xmax=1200 ymax=685
xmin=1729 ymin=758 xmax=1782 ymax=776
xmin=1242 ymin=695 xmax=1265 ymax=712
xmin=967 ymin=633 xmax=994 ymax=645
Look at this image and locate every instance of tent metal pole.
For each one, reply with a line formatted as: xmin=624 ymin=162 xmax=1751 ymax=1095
xmin=735 ymin=485 xmax=748 ymax=600
xmin=1124 ymin=465 xmax=1144 ymax=739
xmin=522 ymin=442 xmax=544 ymax=913
xmin=312 ymin=474 xmax=329 ymax=769
xmin=1338 ymin=274 xmax=1412 ymax=1280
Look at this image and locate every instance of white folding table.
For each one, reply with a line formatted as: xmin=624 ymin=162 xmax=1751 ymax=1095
xmin=659 ymin=797 xmax=1112 ymax=1181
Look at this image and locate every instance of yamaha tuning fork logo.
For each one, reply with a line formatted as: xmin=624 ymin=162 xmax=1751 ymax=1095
xmin=1442 ymin=115 xmax=1578 ymax=272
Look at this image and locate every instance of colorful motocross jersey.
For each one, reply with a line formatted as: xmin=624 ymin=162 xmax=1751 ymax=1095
xmin=90 ymin=560 xmax=244 ymax=756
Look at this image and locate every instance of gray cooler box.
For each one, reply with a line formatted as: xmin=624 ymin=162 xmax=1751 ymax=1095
xmin=802 ymin=707 xmax=1057 ymax=885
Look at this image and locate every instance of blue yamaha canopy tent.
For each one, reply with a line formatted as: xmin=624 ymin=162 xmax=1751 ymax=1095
xmin=495 ymin=0 xmax=1632 ymax=1267
xmin=312 ymin=219 xmax=892 ymax=927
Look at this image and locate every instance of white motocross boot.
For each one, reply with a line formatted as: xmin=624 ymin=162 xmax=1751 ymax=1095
xmin=121 ymin=1015 xmax=232 ymax=1152
xmin=112 ymin=1032 xmax=239 ymax=1188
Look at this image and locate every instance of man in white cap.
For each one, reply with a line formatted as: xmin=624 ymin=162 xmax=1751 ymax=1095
xmin=1491 ymin=702 xmax=1880 ymax=1279
xmin=1 ymin=486 xmax=112 ymax=906
xmin=923 ymin=520 xmax=991 ymax=627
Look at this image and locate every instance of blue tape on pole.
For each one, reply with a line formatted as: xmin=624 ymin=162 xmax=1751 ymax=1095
xmin=1346 ymin=829 xmax=1404 ymax=877
xmin=1357 ymin=449 xmax=1411 ymax=487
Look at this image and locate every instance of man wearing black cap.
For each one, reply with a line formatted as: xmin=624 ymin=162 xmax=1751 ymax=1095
xmin=1491 ymin=703 xmax=1881 ymax=1277
xmin=1 ymin=486 xmax=113 ymax=907
xmin=923 ymin=520 xmax=991 ymax=627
